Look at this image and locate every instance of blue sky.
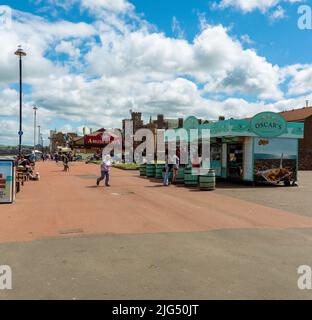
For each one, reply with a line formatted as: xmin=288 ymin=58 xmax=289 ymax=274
xmin=132 ymin=0 xmax=308 ymax=65
xmin=1 ymin=0 xmax=312 ymax=146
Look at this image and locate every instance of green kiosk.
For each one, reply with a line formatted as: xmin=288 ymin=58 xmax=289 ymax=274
xmin=181 ymin=112 xmax=304 ymax=186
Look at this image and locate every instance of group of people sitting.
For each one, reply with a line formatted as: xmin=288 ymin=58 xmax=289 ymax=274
xmin=16 ymin=155 xmax=40 ymax=181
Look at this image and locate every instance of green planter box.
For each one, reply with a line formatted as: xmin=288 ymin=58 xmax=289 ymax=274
xmin=199 ymin=169 xmax=216 ymax=191
xmin=139 ymin=164 xmax=146 ymax=176
xmin=146 ymin=164 xmax=156 ymax=178
xmin=184 ymin=167 xmax=199 ymax=187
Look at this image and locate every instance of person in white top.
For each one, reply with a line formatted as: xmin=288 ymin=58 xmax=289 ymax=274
xmin=96 ymin=155 xmax=111 ymax=187
xmin=163 ymin=152 xmax=180 ymax=186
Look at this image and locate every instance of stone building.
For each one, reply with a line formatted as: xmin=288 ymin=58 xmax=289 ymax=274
xmin=49 ymin=131 xmax=78 ymax=153
xmin=122 ymin=112 xmax=184 ymax=132
xmin=121 ymin=112 xmax=185 ymax=160
xmin=279 ymin=106 xmax=312 ymax=170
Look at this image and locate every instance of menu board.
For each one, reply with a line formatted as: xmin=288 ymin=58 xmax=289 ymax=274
xmin=0 ymin=160 xmax=15 ymax=204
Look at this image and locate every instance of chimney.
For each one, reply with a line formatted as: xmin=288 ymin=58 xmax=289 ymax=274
xmin=157 ymin=114 xmax=165 ymax=128
xmin=178 ymin=118 xmax=184 ymax=128
xmin=157 ymin=114 xmax=164 ymax=122
xmin=219 ymin=116 xmax=225 ymax=121
xmin=306 ymin=100 xmax=309 ymax=108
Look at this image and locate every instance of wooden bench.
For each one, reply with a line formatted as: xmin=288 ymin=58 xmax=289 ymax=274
xmin=16 ymin=167 xmax=30 ymax=182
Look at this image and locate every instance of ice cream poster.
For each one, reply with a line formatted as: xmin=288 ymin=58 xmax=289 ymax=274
xmin=0 ymin=161 xmax=14 ymax=203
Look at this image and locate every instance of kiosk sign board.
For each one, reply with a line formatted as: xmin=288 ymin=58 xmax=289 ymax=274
xmin=0 ymin=159 xmax=15 ymax=204
xmin=250 ymin=112 xmax=287 ymax=138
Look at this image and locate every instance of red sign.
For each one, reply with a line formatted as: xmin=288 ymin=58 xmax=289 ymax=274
xmin=84 ymin=132 xmax=104 ymax=146
xmin=84 ymin=131 xmax=120 ymax=146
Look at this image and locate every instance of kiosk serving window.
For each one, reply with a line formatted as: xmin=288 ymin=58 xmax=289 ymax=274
xmin=211 ymin=144 xmax=222 ymax=176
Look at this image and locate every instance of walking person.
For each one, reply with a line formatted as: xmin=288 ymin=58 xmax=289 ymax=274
xmin=163 ymin=158 xmax=170 ymax=186
xmin=171 ymin=151 xmax=180 ymax=185
xmin=96 ymin=155 xmax=111 ymax=187
xmin=163 ymin=151 xmax=180 ymax=186
xmin=62 ymin=153 xmax=69 ymax=172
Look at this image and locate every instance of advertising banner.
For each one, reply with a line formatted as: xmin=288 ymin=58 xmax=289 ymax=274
xmin=253 ymin=138 xmax=297 ymax=185
xmin=0 ymin=160 xmax=15 ymax=204
xmin=84 ymin=132 xmax=104 ymax=146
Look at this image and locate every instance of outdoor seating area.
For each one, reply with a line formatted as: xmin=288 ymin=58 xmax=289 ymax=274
xmin=0 ymin=156 xmax=40 ymax=204
xmin=16 ymin=157 xmax=40 ymax=193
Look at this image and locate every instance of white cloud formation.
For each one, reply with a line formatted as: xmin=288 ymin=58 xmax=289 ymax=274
xmin=81 ymin=0 xmax=133 ymax=13
xmin=217 ymin=0 xmax=301 ymax=13
xmin=55 ymin=40 xmax=81 ymax=58
xmin=282 ymin=64 xmax=312 ymax=96
xmin=172 ymin=16 xmax=185 ymax=39
xmin=270 ymin=5 xmax=286 ymax=20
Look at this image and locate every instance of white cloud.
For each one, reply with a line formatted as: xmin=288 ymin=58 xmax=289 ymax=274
xmin=81 ymin=0 xmax=134 ymax=13
xmin=217 ymin=0 xmax=301 ymax=13
xmin=282 ymin=64 xmax=312 ymax=95
xmin=192 ymin=26 xmax=283 ymax=99
xmin=240 ymin=34 xmax=254 ymax=45
xmin=55 ymin=40 xmax=81 ymax=58
xmin=172 ymin=16 xmax=185 ymax=39
xmin=270 ymin=5 xmax=286 ymax=21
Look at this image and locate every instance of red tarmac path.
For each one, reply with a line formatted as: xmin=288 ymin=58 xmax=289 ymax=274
xmin=1 ymin=161 xmax=312 ymax=244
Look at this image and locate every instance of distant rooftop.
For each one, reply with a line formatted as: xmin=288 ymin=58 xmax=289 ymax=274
xmin=279 ymin=106 xmax=312 ymax=122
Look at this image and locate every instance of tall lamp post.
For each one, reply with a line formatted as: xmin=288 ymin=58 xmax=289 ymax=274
xmin=14 ymin=45 xmax=27 ymax=155
xmin=33 ymin=105 xmax=38 ymax=156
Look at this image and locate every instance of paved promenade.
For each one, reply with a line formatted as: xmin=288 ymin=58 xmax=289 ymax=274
xmin=1 ymin=162 xmax=312 ymax=243
xmin=1 ymin=162 xmax=312 ymax=299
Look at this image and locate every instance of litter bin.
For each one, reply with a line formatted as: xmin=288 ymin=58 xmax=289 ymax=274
xmin=0 ymin=158 xmax=16 ymax=204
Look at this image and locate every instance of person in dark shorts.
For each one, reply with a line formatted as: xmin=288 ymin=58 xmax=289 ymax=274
xmin=62 ymin=154 xmax=69 ymax=172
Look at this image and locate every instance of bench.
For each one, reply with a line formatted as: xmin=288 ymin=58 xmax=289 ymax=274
xmin=16 ymin=167 xmax=30 ymax=182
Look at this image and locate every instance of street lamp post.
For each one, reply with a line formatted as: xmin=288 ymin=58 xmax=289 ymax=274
xmin=33 ymin=105 xmax=38 ymax=156
xmin=14 ymin=45 xmax=27 ymax=155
